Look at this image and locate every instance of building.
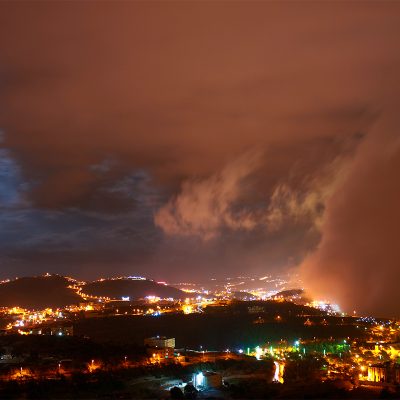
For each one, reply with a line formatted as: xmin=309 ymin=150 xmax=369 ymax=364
xmin=367 ymin=362 xmax=400 ymax=385
xmin=50 ymin=324 xmax=73 ymax=336
xmin=193 ymin=371 xmax=223 ymax=390
xmin=144 ymin=336 xmax=175 ymax=362
xmin=144 ymin=336 xmax=175 ymax=348
xmin=368 ymin=362 xmax=389 ymax=383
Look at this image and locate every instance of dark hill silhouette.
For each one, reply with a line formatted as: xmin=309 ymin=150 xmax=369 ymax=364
xmin=0 ymin=275 xmax=81 ymax=309
xmin=274 ymin=289 xmax=304 ymax=298
xmin=232 ymin=291 xmax=257 ymax=300
xmin=81 ymin=278 xmax=193 ymax=300
xmin=274 ymin=289 xmax=311 ymax=303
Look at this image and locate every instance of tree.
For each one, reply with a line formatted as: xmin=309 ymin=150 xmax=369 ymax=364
xmin=170 ymin=386 xmax=184 ymax=399
xmin=184 ymin=383 xmax=198 ymax=399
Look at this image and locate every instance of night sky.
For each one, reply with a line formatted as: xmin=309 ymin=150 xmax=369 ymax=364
xmin=0 ymin=3 xmax=399 ymax=316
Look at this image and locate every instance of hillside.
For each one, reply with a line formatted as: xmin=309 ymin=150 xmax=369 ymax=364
xmin=274 ymin=289 xmax=304 ymax=298
xmin=0 ymin=275 xmax=82 ymax=309
xmin=74 ymin=302 xmax=360 ymax=348
xmin=81 ymin=278 xmax=193 ymax=300
xmin=0 ymin=275 xmax=193 ymax=309
xmin=232 ymin=291 xmax=257 ymax=300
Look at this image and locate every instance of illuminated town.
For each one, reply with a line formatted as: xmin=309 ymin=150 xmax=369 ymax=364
xmin=0 ymin=273 xmax=398 ymax=398
xmin=1 ymin=1 xmax=399 ymax=398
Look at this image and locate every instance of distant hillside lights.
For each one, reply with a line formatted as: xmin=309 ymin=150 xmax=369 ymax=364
xmin=182 ymin=304 xmax=193 ymax=314
xmin=182 ymin=298 xmax=194 ymax=314
xmin=95 ymin=275 xmax=146 ymax=282
xmin=306 ymin=300 xmax=341 ymax=315
xmin=67 ymin=276 xmax=189 ymax=303
xmin=2 ymin=306 xmax=73 ymax=336
xmin=146 ymin=296 xmax=161 ymax=303
xmin=76 ymin=287 xmax=111 ymax=302
xmin=6 ymin=306 xmax=25 ymax=315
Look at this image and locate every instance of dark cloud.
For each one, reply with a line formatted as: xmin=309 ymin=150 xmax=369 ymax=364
xmin=0 ymin=149 xmax=23 ymax=207
xmin=0 ymin=2 xmax=399 ymax=316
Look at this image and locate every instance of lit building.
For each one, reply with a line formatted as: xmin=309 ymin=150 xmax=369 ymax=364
xmin=144 ymin=336 xmax=175 ymax=362
xmin=365 ymin=362 xmax=400 ymax=385
xmin=192 ymin=371 xmax=222 ymax=390
xmin=50 ymin=324 xmax=73 ymax=336
xmin=144 ymin=336 xmax=175 ymax=348
xmin=368 ymin=363 xmax=387 ymax=383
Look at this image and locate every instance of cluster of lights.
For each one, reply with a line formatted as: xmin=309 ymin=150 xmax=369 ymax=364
xmin=307 ymin=300 xmax=341 ymax=315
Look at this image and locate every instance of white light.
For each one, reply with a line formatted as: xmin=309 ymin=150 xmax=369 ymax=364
xmin=273 ymin=361 xmax=284 ymax=383
xmin=273 ymin=361 xmax=280 ymax=382
xmin=195 ymin=372 xmax=204 ymax=387
xmin=238 ymin=349 xmax=243 ymax=354
xmin=255 ymin=346 xmax=262 ymax=360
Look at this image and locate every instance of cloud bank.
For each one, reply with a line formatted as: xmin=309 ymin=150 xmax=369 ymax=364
xmin=300 ymin=115 xmax=400 ymax=317
xmin=156 ymin=150 xmax=349 ymax=240
xmin=155 ymin=151 xmax=263 ymax=240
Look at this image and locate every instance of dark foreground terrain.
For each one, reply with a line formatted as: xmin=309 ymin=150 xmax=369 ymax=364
xmin=74 ymin=312 xmax=363 ymax=350
xmin=0 ymin=357 xmax=396 ymax=399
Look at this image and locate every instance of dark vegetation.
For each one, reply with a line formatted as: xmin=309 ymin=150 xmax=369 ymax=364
xmin=0 ymin=335 xmax=145 ymax=363
xmin=75 ymin=302 xmax=363 ymax=349
xmin=283 ymin=355 xmax=325 ymax=383
xmin=274 ymin=288 xmax=305 ymax=298
xmin=0 ymin=335 xmax=391 ymax=399
xmin=0 ymin=357 xmax=396 ymax=399
xmin=231 ymin=291 xmax=255 ymax=300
